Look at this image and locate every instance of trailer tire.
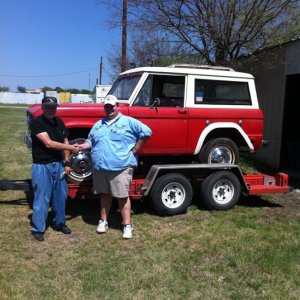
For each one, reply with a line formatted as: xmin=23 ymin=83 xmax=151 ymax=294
xmin=149 ymin=173 xmax=193 ymax=216
xmin=199 ymin=138 xmax=239 ymax=164
xmin=68 ymin=138 xmax=92 ymax=183
xmin=200 ymin=171 xmax=240 ymax=210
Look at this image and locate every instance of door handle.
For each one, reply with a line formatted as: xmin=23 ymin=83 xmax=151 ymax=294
xmin=178 ymin=109 xmax=188 ymax=114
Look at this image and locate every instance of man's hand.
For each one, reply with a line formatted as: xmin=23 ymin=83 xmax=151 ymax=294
xmin=132 ymin=147 xmax=139 ymax=155
xmin=74 ymin=141 xmax=91 ymax=151
xmin=64 ymin=166 xmax=72 ymax=175
xmin=72 ymin=144 xmax=81 ymax=153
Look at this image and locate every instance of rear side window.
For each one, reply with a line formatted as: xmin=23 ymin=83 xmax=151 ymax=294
xmin=195 ymin=79 xmax=251 ymax=105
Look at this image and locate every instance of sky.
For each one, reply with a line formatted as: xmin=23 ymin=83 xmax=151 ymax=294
xmin=0 ymin=0 xmax=120 ymax=92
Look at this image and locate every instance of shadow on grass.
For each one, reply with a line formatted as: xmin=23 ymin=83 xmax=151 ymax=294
xmin=0 ymin=192 xmax=154 ymax=231
xmin=192 ymin=193 xmax=283 ymax=211
xmin=1 ymin=192 xmax=33 ymax=208
xmin=1 ymin=189 xmax=283 ymax=232
xmin=0 ymin=197 xmax=29 ymax=206
xmin=237 ymin=194 xmax=283 ymax=208
xmin=65 ymin=197 xmax=153 ymax=230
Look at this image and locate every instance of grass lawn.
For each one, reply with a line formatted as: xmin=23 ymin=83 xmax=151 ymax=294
xmin=0 ymin=106 xmax=300 ymax=299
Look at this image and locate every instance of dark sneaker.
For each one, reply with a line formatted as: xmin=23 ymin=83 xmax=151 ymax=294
xmin=59 ymin=225 xmax=71 ymax=234
xmin=32 ymin=232 xmax=44 ymax=241
xmin=53 ymin=224 xmax=72 ymax=234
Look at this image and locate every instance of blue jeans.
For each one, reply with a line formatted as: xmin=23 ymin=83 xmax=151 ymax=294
xmin=31 ymin=162 xmax=68 ymax=233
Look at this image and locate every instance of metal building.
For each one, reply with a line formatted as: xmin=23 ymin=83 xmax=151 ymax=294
xmin=245 ymin=38 xmax=300 ymax=170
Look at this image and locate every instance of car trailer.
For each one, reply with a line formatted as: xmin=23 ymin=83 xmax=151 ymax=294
xmin=1 ymin=164 xmax=291 ymax=216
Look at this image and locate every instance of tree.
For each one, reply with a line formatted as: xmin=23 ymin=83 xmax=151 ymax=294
xmin=106 ymin=31 xmax=187 ymax=80
xmin=104 ymin=13 xmax=197 ymax=79
xmin=80 ymin=89 xmax=92 ymax=95
xmin=132 ymin=0 xmax=300 ymax=64
xmin=65 ymin=88 xmax=92 ymax=95
xmin=41 ymin=86 xmax=53 ymax=92
xmin=99 ymin=0 xmax=300 ymax=68
xmin=17 ymin=86 xmax=26 ymax=93
xmin=54 ymin=87 xmax=64 ymax=93
xmin=0 ymin=87 xmax=9 ymax=92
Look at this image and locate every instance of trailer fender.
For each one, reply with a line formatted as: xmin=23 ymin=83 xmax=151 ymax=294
xmin=142 ymin=164 xmax=249 ymax=197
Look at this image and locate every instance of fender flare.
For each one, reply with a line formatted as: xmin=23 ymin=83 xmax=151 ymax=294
xmin=193 ymin=122 xmax=254 ymax=155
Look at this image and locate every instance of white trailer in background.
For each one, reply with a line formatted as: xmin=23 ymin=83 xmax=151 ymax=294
xmin=94 ymin=85 xmax=111 ymax=103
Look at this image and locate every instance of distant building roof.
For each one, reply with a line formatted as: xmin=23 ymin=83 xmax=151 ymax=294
xmin=25 ymin=88 xmax=42 ymax=94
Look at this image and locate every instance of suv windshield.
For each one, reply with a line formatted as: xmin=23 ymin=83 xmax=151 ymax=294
xmin=109 ymin=75 xmax=142 ymax=100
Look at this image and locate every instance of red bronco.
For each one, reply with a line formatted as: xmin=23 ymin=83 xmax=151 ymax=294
xmin=25 ymin=64 xmax=264 ymax=183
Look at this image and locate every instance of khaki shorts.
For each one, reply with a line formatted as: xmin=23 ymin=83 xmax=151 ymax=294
xmin=92 ymin=168 xmax=133 ymax=198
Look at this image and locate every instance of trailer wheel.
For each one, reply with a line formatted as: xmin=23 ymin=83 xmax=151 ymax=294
xmin=68 ymin=138 xmax=92 ymax=183
xmin=199 ymin=138 xmax=239 ymax=164
xmin=149 ymin=173 xmax=193 ymax=216
xmin=200 ymin=171 xmax=241 ymax=210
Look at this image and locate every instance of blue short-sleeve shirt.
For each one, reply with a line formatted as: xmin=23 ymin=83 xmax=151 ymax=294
xmin=87 ymin=113 xmax=152 ymax=171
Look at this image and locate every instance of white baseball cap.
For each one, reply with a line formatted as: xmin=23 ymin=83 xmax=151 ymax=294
xmin=104 ymin=95 xmax=118 ymax=106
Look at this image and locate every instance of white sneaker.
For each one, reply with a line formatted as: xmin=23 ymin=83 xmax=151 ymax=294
xmin=123 ymin=224 xmax=133 ymax=239
xmin=96 ymin=220 xmax=108 ymax=233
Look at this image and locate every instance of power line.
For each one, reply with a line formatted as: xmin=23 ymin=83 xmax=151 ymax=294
xmin=0 ymin=67 xmax=98 ymax=78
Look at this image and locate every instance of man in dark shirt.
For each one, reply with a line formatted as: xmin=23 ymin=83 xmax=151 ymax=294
xmin=30 ymin=97 xmax=79 ymax=241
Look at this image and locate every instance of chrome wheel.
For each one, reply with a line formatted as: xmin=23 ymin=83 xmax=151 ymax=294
xmin=212 ymin=179 xmax=235 ymax=205
xmin=209 ymin=146 xmax=234 ymax=163
xmin=161 ymin=182 xmax=186 ymax=209
xmin=200 ymin=171 xmax=241 ymax=210
xmin=199 ymin=138 xmax=239 ymax=164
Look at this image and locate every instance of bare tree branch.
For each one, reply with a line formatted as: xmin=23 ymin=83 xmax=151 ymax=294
xmin=98 ymin=0 xmax=300 ymax=73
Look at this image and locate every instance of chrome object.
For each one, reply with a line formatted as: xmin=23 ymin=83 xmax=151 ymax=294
xmin=212 ymin=179 xmax=235 ymax=205
xmin=161 ymin=182 xmax=186 ymax=209
xmin=69 ymin=151 xmax=92 ymax=182
xmin=209 ymin=146 xmax=234 ymax=163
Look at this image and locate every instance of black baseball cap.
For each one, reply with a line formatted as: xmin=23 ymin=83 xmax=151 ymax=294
xmin=42 ymin=97 xmax=58 ymax=107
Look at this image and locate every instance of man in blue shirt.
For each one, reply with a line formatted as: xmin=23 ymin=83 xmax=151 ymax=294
xmin=79 ymin=95 xmax=152 ymax=239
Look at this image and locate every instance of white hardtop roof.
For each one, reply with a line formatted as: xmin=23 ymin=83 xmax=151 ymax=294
xmin=120 ymin=64 xmax=254 ymax=79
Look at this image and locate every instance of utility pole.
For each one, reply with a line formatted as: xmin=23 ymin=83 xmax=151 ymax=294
xmin=121 ymin=0 xmax=127 ymax=72
xmin=99 ymin=56 xmax=103 ymax=85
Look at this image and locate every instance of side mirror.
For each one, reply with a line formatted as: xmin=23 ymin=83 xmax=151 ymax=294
xmin=150 ymin=98 xmax=160 ymax=109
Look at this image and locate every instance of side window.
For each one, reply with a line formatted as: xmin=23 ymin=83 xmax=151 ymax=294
xmin=109 ymin=75 xmax=141 ymax=100
xmin=133 ymin=75 xmax=153 ymax=106
xmin=195 ymin=79 xmax=251 ymax=105
xmin=133 ymin=74 xmax=185 ymax=107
